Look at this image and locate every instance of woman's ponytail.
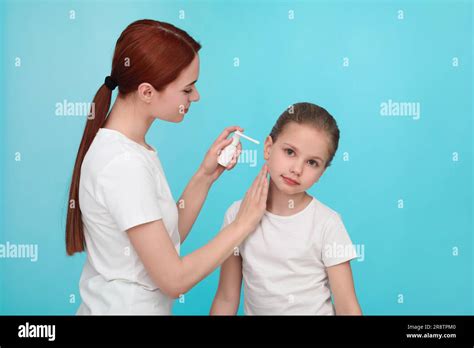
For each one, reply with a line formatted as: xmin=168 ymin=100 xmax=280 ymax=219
xmin=65 ymin=82 xmax=113 ymax=255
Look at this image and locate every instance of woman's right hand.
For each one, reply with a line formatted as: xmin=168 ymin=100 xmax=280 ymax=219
xmin=234 ymin=164 xmax=269 ymax=234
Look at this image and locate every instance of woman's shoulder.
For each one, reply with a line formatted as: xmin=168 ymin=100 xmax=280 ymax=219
xmin=82 ymin=138 xmax=153 ymax=188
xmin=87 ymin=130 xmax=151 ymax=167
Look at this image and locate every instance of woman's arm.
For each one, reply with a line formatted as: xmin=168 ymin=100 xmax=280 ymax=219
xmin=327 ymin=261 xmax=362 ymax=315
xmin=210 ymin=252 xmax=243 ymax=315
xmin=128 ymin=164 xmax=268 ymax=299
xmin=128 ymin=218 xmax=246 ymax=299
xmin=176 ymin=167 xmax=215 ymax=243
xmin=177 ymin=126 xmax=243 ymax=243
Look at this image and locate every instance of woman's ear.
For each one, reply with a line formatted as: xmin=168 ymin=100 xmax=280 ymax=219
xmin=263 ymin=136 xmax=273 ymax=161
xmin=137 ymin=82 xmax=155 ymax=103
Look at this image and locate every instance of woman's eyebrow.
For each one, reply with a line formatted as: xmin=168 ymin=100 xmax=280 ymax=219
xmin=184 ymin=79 xmax=197 ymax=87
xmin=283 ymin=142 xmax=324 ymax=161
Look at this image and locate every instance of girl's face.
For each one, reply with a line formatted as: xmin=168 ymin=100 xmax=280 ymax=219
xmin=264 ymin=122 xmax=330 ymax=195
xmin=148 ymin=54 xmax=201 ymax=122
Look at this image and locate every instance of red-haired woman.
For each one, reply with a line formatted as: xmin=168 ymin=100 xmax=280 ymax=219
xmin=66 ymin=19 xmax=269 ymax=315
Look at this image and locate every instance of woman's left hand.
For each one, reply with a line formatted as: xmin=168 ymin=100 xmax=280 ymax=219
xmin=199 ymin=125 xmax=244 ymax=182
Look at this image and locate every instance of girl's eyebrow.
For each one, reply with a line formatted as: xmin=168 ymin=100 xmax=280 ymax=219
xmin=283 ymin=142 xmax=324 ymax=161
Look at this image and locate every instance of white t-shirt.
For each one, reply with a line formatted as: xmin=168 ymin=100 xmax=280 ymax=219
xmin=76 ymin=128 xmax=180 ymax=315
xmin=222 ymin=197 xmax=357 ymax=315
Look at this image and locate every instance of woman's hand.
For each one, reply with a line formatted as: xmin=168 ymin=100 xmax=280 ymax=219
xmin=199 ymin=126 xmax=244 ymax=182
xmin=234 ymin=164 xmax=269 ymax=233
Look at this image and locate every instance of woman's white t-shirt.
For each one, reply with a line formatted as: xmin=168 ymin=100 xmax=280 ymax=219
xmin=222 ymin=197 xmax=357 ymax=315
xmin=76 ymin=128 xmax=180 ymax=315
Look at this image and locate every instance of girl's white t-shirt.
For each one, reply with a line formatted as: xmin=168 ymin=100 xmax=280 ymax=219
xmin=76 ymin=128 xmax=180 ymax=315
xmin=222 ymin=197 xmax=357 ymax=315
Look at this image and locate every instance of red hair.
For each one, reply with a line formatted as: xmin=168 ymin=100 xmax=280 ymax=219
xmin=66 ymin=19 xmax=201 ymax=255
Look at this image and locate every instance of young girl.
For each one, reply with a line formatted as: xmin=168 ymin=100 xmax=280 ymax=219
xmin=66 ymin=19 xmax=269 ymax=315
xmin=211 ymin=102 xmax=362 ymax=315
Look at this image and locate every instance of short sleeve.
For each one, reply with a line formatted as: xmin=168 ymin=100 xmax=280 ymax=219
xmin=221 ymin=200 xmax=243 ymax=251
xmin=97 ymin=152 xmax=163 ymax=232
xmin=221 ymin=201 xmax=240 ymax=229
xmin=321 ymin=213 xmax=358 ymax=267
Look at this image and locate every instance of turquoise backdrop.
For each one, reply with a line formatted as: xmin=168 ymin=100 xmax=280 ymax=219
xmin=0 ymin=0 xmax=472 ymax=315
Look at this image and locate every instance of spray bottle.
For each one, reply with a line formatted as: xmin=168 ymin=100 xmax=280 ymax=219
xmin=217 ymin=131 xmax=260 ymax=167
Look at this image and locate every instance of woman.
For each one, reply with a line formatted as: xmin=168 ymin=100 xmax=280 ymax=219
xmin=66 ymin=19 xmax=269 ymax=315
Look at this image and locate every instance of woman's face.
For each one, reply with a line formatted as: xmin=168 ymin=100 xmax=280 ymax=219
xmin=264 ymin=122 xmax=330 ymax=195
xmin=150 ymin=54 xmax=200 ymax=122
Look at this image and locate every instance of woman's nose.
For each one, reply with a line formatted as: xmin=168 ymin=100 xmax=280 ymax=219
xmin=190 ymin=87 xmax=200 ymax=102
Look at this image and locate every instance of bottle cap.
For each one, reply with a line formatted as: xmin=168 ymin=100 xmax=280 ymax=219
xmin=231 ymin=133 xmax=240 ymax=146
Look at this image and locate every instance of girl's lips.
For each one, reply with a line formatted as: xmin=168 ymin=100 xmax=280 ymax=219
xmin=281 ymin=175 xmax=299 ymax=186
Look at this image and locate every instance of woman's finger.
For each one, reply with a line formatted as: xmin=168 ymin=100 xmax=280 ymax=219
xmin=251 ymin=164 xmax=266 ymax=198
xmin=236 ymin=142 xmax=242 ymax=154
xmin=226 ymin=156 xmax=237 ymax=170
xmin=247 ymin=166 xmax=261 ymax=199
xmin=254 ymin=164 xmax=267 ymax=199
xmin=260 ymin=173 xmax=269 ymax=205
xmin=214 ymin=125 xmax=244 ymax=145
xmin=226 ymin=151 xmax=240 ymax=170
xmin=214 ymin=137 xmax=233 ymax=156
xmin=231 ymin=146 xmax=242 ymax=163
xmin=230 ymin=144 xmax=242 ymax=164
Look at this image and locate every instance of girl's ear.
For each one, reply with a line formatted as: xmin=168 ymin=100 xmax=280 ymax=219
xmin=263 ymin=136 xmax=273 ymax=161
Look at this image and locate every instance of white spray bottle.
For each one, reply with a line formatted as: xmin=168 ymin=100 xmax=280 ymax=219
xmin=217 ymin=131 xmax=260 ymax=167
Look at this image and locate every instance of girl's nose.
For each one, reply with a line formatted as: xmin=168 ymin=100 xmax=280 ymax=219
xmin=290 ymin=160 xmax=304 ymax=176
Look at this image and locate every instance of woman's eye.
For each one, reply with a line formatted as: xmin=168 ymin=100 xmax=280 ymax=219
xmin=285 ymin=149 xmax=294 ymax=156
xmin=308 ymin=160 xmax=318 ymax=167
xmin=183 ymin=89 xmax=192 ymax=94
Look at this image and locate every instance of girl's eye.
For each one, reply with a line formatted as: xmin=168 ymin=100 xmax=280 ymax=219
xmin=308 ymin=160 xmax=319 ymax=167
xmin=183 ymin=89 xmax=192 ymax=94
xmin=285 ymin=148 xmax=294 ymax=156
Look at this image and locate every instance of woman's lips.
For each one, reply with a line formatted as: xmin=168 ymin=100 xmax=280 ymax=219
xmin=281 ymin=175 xmax=300 ymax=186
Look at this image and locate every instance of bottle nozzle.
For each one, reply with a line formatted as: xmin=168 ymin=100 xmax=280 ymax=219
xmin=234 ymin=131 xmax=259 ymax=144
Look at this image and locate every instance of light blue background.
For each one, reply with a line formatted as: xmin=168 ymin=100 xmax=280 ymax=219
xmin=0 ymin=0 xmax=472 ymax=315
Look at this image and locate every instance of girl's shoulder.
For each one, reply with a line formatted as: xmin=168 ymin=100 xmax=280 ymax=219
xmin=312 ymin=197 xmax=345 ymax=226
xmin=224 ymin=200 xmax=243 ymax=219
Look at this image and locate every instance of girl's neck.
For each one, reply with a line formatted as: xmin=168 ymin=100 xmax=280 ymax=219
xmin=266 ymin=178 xmax=312 ymax=216
xmin=103 ymin=95 xmax=155 ymax=150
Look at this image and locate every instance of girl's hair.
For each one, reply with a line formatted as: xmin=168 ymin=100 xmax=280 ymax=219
xmin=269 ymin=102 xmax=340 ymax=168
xmin=66 ymin=19 xmax=201 ymax=256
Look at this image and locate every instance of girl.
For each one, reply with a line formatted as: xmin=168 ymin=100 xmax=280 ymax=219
xmin=66 ymin=19 xmax=269 ymax=315
xmin=211 ymin=102 xmax=362 ymax=315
